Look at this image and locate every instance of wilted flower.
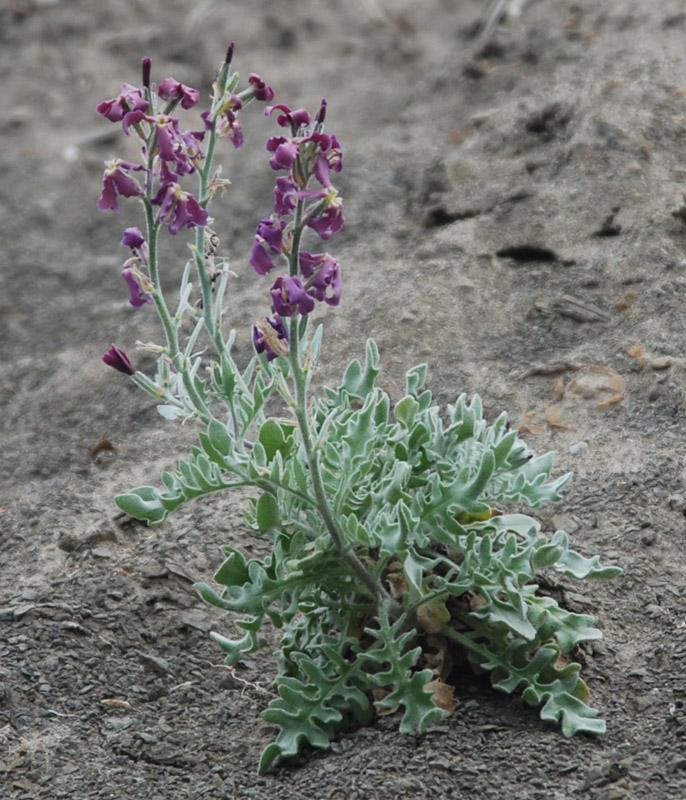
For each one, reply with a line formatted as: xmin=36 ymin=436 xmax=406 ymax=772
xmin=248 ymin=73 xmax=275 ymax=102
xmin=266 ymin=136 xmax=299 ymax=172
xmin=299 ymin=251 xmax=342 ymax=306
xmin=157 ymin=77 xmax=200 ymax=109
xmin=102 ymin=344 xmax=135 ymax=375
xmin=96 ymin=83 xmax=148 ymax=123
xmin=122 ymin=267 xmax=153 ymax=308
xmin=265 ymin=103 xmax=312 ymax=131
xmin=215 ymin=94 xmax=244 ymax=148
xmin=250 ymin=217 xmax=287 ymax=275
xmin=270 ymin=275 xmax=315 ymax=317
xmin=152 ymin=183 xmax=208 ymax=234
xmin=306 ymin=196 xmax=344 ymax=241
xmin=253 ymin=315 xmax=289 ymax=360
xmin=98 ymin=159 xmax=146 ymax=212
xmin=121 ymin=227 xmax=149 ymax=263
xmin=273 ymin=177 xmax=302 ymax=215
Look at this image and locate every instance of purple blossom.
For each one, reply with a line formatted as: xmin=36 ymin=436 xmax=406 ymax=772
xmin=102 ymin=345 xmax=135 ymax=375
xmin=266 ymin=104 xmax=312 ymax=131
xmin=274 ymin=176 xmax=299 ymax=215
xmin=121 ymin=108 xmax=150 ymax=136
xmin=121 ymin=227 xmax=149 ymax=263
xmin=151 ymin=114 xmax=197 ymax=175
xmin=253 ymin=316 xmax=289 ymax=361
xmin=311 ymin=133 xmax=343 ymax=187
xmin=250 ymin=239 xmax=278 ymax=276
xmin=299 ymin=251 xmax=342 ymax=306
xmin=250 ymin=217 xmax=287 ymax=274
xmin=270 ymin=275 xmax=315 ymax=317
xmin=216 ymin=94 xmax=244 ymax=148
xmin=157 ymin=77 xmax=200 ymax=109
xmin=248 ymin=74 xmax=275 ymax=102
xmin=152 ymin=183 xmax=209 ymax=234
xmin=98 ymin=159 xmax=146 ymax=212
xmin=121 ymin=227 xmax=146 ymax=250
xmin=158 ymin=158 xmax=179 ymax=185
xmin=96 ymin=83 xmax=148 ymax=122
xmin=266 ymin=136 xmax=299 ymax=171
xmin=121 ymin=268 xmax=153 ymax=308
xmin=306 ymin=198 xmax=344 ymax=241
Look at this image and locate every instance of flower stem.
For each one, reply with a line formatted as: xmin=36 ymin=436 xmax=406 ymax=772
xmin=194 ymin=121 xmax=222 ymax=350
xmin=287 ymin=316 xmax=399 ymax=613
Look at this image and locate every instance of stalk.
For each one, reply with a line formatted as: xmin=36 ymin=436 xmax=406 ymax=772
xmin=288 ymin=329 xmax=397 ymax=610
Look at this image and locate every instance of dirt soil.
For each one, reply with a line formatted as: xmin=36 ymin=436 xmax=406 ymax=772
xmin=3 ymin=0 xmax=686 ymax=797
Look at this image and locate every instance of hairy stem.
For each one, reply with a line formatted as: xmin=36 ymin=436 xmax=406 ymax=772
xmin=287 ymin=319 xmax=399 ymax=614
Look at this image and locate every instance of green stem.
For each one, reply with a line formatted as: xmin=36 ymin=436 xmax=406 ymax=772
xmin=287 ymin=316 xmax=399 ymax=613
xmin=143 ymin=173 xmax=212 ymax=422
xmin=441 ymin=625 xmax=492 ymax=664
xmin=193 ymin=121 xmax=221 ymax=350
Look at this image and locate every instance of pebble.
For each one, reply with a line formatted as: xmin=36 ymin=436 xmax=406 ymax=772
xmin=568 ymin=441 xmax=588 ymax=456
xmin=104 ymin=716 xmax=137 ymax=731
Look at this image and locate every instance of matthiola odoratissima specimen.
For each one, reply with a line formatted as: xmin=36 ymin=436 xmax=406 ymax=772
xmin=97 ymin=47 xmax=620 ymax=776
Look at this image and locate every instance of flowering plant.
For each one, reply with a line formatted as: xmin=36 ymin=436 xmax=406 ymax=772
xmin=97 ymin=49 xmax=621 ymax=773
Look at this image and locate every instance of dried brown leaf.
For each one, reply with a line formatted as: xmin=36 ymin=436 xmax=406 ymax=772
xmin=416 ymin=597 xmax=451 ymax=634
xmin=372 ymin=688 xmax=398 ymax=716
xmin=597 ymin=393 xmax=624 ymax=409
xmin=615 ymin=290 xmax=639 ymax=311
xmin=425 ymin=679 xmax=457 ymax=713
xmin=544 ymin=405 xmax=573 ymax=430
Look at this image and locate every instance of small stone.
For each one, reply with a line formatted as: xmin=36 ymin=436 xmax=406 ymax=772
xmin=137 ymin=653 xmax=171 ymax=675
xmin=552 ymin=514 xmax=580 ymax=534
xmin=568 ymin=441 xmax=588 ymax=456
xmin=104 ymin=716 xmax=137 ymax=731
xmin=634 ymin=695 xmax=653 ymax=712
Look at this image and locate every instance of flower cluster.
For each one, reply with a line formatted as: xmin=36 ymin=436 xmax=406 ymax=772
xmin=250 ymin=99 xmax=344 ymax=360
xmin=97 ymin=49 xmax=274 ymax=374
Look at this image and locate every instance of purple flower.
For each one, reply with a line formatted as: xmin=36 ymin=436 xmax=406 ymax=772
xmin=152 ymin=183 xmax=209 ymax=234
xmin=270 ymin=275 xmax=315 ymax=317
xmin=266 ymin=136 xmax=299 ymax=171
xmin=250 ymin=217 xmax=287 ymax=274
xmin=102 ymin=345 xmax=135 ymax=375
xmin=299 ymin=251 xmax=342 ymax=306
xmin=98 ymin=159 xmax=146 ymax=212
xmin=157 ymin=77 xmax=200 ymax=109
xmin=96 ymin=83 xmax=148 ymax=122
xmin=258 ymin=217 xmax=286 ymax=252
xmin=216 ymin=95 xmax=244 ymax=148
xmin=121 ymin=227 xmax=149 ymax=264
xmin=266 ymin=104 xmax=312 ymax=131
xmin=250 ymin=238 xmax=278 ymax=276
xmin=120 ymin=108 xmax=150 ymax=136
xmin=122 ymin=268 xmax=153 ymax=308
xmin=274 ymin=176 xmax=299 ymax=215
xmin=151 ymin=114 xmax=196 ymax=175
xmin=248 ymin=74 xmax=275 ymax=102
xmin=311 ymin=134 xmax=343 ymax=187
xmin=253 ymin=316 xmax=289 ymax=361
xmin=306 ymin=198 xmax=344 ymax=241
xmin=121 ymin=226 xmax=146 ymax=250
